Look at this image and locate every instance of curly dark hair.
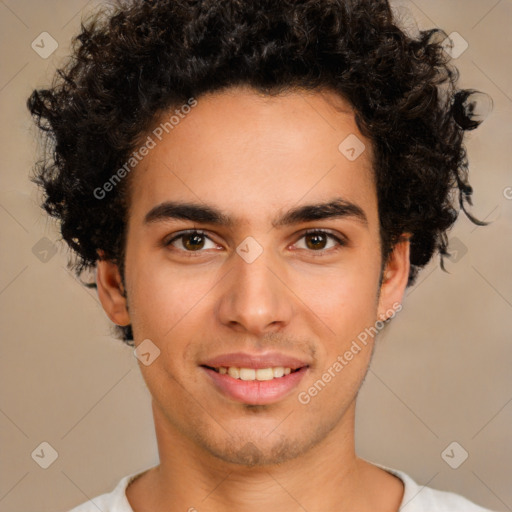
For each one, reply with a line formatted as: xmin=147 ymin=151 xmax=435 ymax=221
xmin=27 ymin=0 xmax=489 ymax=345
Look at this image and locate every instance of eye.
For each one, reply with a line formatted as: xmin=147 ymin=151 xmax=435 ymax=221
xmin=293 ymin=229 xmax=346 ymax=255
xmin=164 ymin=230 xmax=219 ymax=252
xmin=163 ymin=228 xmax=346 ymax=256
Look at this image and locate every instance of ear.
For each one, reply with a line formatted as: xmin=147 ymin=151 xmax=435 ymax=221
xmin=377 ymin=234 xmax=411 ymax=320
xmin=96 ymin=253 xmax=131 ymax=326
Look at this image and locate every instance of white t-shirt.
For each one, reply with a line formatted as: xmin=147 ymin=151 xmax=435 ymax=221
xmin=67 ymin=463 xmax=497 ymax=512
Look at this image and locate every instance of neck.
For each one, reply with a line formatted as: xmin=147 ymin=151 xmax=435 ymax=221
xmin=126 ymin=399 xmax=402 ymax=512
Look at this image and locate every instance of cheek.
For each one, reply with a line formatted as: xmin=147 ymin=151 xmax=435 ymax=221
xmin=288 ymin=259 xmax=381 ymax=342
xmin=127 ymin=253 xmax=221 ymax=341
xmin=293 ymin=271 xmax=379 ymax=410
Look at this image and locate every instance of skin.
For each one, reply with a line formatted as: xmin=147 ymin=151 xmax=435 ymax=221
xmin=96 ymin=84 xmax=410 ymax=512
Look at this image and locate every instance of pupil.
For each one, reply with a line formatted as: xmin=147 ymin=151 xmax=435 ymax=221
xmin=184 ymin=234 xmax=204 ymax=250
xmin=306 ymin=233 xmax=326 ymax=250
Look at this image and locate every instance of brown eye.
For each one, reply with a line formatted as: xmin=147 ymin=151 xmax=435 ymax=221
xmin=165 ymin=230 xmax=217 ymax=252
xmin=294 ymin=230 xmax=345 ymax=254
xmin=304 ymin=232 xmax=329 ymax=250
xmin=181 ymin=233 xmax=206 ymax=251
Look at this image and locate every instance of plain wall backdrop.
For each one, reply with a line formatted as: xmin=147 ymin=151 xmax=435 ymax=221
xmin=1 ymin=0 xmax=511 ymax=510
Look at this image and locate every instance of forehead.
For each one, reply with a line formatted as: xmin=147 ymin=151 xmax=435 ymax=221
xmin=128 ymin=85 xmax=378 ymax=229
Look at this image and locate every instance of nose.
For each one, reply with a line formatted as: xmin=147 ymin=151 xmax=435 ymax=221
xmin=215 ymin=243 xmax=294 ymax=336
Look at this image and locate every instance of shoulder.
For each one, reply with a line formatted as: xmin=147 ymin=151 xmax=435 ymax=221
xmin=66 ymin=471 xmax=148 ymax=512
xmin=374 ymin=463 xmax=497 ymax=512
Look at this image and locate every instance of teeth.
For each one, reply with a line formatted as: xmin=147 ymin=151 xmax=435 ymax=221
xmin=273 ymin=367 xmax=284 ymax=378
xmin=240 ymin=368 xmax=256 ymax=380
xmin=227 ymin=367 xmax=240 ymax=379
xmin=215 ymin=366 xmax=296 ymax=380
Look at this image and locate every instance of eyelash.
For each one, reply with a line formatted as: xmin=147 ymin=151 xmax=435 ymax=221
xmin=163 ymin=229 xmax=346 ymax=257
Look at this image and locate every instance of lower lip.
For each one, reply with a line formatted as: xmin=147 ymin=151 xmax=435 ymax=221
xmin=201 ymin=366 xmax=308 ymax=405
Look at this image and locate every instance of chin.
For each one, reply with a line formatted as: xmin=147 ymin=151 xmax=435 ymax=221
xmin=194 ymin=420 xmax=333 ymax=468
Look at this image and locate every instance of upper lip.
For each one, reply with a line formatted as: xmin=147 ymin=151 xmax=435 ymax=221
xmin=201 ymin=351 xmax=311 ymax=370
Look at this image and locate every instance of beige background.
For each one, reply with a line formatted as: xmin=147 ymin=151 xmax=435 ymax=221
xmin=1 ymin=0 xmax=511 ymax=511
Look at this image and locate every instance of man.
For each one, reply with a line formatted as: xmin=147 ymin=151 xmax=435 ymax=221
xmin=27 ymin=0 xmax=495 ymax=510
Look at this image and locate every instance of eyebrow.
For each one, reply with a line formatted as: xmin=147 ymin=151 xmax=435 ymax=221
xmin=143 ymin=197 xmax=368 ymax=229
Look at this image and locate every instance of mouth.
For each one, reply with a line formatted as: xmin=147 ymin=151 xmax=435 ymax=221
xmin=200 ymin=364 xmax=309 ymax=405
xmin=201 ymin=365 xmax=304 ymax=381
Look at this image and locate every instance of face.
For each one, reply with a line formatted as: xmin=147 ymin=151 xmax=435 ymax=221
xmin=97 ymin=85 xmax=409 ymax=467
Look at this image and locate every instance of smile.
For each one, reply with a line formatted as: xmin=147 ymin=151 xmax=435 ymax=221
xmin=201 ymin=365 xmax=309 ymax=405
xmin=207 ymin=365 xmax=300 ymax=381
